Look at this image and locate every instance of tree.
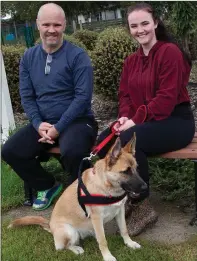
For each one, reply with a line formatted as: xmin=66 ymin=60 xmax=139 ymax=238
xmin=171 ymin=2 xmax=197 ymax=55
xmin=1 ymin=1 xmax=123 ymax=22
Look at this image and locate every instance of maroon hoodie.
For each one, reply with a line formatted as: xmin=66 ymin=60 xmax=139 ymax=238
xmin=118 ymin=41 xmax=191 ymax=124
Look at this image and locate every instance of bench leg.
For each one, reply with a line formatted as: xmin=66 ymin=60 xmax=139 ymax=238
xmin=23 ymin=182 xmax=34 ymax=206
xmin=189 ymin=161 xmax=197 ymax=226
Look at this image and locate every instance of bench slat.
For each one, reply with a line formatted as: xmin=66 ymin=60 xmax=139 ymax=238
xmin=160 ymin=149 xmax=197 ymax=159
xmin=47 ymin=132 xmax=197 ymax=159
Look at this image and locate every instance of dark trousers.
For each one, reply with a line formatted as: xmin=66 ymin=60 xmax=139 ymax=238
xmin=97 ymin=103 xmax=195 ymax=201
xmin=2 ymin=117 xmax=98 ymax=191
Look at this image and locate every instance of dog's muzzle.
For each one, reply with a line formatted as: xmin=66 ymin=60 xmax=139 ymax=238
xmin=121 ymin=174 xmax=148 ymax=198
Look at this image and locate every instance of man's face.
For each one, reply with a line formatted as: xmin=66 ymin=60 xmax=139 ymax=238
xmin=37 ymin=11 xmax=66 ymax=48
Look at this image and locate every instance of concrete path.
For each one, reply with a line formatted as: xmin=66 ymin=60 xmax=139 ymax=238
xmin=2 ymin=191 xmax=197 ymax=244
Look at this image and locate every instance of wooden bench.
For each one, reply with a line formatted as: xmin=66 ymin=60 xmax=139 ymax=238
xmin=24 ymin=132 xmax=197 ymax=225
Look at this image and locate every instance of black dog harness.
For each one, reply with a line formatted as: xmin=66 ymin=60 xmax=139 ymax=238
xmin=77 ymin=159 xmax=127 ymax=217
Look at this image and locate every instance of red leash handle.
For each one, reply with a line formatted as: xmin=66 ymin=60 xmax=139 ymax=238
xmin=91 ymin=121 xmax=118 ymax=156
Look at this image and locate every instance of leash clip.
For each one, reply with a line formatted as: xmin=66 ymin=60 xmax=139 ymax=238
xmin=83 ymin=152 xmax=97 ymax=161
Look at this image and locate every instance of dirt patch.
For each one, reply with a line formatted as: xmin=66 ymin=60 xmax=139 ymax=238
xmin=2 ymin=191 xmax=197 ymax=244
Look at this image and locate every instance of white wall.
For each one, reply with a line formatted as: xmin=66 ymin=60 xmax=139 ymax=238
xmin=78 ymin=14 xmax=85 ymax=24
xmin=1 ymin=51 xmax=15 ymax=143
xmin=116 ymin=8 xmax=122 ymax=19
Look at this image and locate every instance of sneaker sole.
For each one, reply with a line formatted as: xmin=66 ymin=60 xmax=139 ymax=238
xmin=32 ymin=184 xmax=63 ymax=211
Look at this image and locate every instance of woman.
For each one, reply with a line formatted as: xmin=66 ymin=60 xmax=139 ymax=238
xmin=97 ymin=3 xmax=195 ymax=236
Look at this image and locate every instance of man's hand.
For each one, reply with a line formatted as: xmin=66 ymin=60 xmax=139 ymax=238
xmin=38 ymin=125 xmax=59 ymax=143
xmin=38 ymin=122 xmax=54 ymax=144
xmin=47 ymin=126 xmax=59 ymax=140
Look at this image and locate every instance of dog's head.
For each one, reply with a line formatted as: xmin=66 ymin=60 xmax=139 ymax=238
xmin=102 ymin=135 xmax=147 ymax=197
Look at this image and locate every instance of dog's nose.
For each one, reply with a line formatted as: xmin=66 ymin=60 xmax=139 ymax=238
xmin=141 ymin=183 xmax=148 ymax=191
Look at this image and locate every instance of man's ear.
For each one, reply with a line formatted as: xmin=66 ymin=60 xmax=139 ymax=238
xmin=36 ymin=19 xmax=40 ymax=31
xmin=123 ymin=133 xmax=136 ymax=155
xmin=107 ymin=137 xmax=122 ymax=167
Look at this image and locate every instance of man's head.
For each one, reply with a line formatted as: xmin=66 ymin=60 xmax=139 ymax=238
xmin=36 ymin=3 xmax=66 ymax=51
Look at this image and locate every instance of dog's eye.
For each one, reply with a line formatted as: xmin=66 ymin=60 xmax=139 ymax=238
xmin=121 ymin=167 xmax=131 ymax=175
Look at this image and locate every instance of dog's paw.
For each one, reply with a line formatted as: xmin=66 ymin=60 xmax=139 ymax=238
xmin=68 ymin=245 xmax=84 ymax=255
xmin=103 ymin=253 xmax=117 ymax=261
xmin=125 ymin=239 xmax=141 ymax=249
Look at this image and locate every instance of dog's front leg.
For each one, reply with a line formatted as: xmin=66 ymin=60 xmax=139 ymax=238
xmin=91 ymin=210 xmax=117 ymax=261
xmin=115 ymin=205 xmax=141 ymax=249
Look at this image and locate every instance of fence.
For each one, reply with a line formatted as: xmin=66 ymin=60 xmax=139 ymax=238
xmin=1 ymin=18 xmax=125 ymax=46
xmin=81 ymin=18 xmax=125 ymax=32
xmin=1 ymin=22 xmax=75 ymax=47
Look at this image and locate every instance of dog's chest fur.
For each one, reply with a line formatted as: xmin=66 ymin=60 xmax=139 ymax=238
xmin=77 ymin=196 xmax=128 ymax=239
xmin=101 ymin=196 xmax=127 ymax=223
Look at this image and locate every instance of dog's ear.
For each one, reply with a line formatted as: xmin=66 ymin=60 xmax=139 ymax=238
xmin=123 ymin=132 xmax=136 ymax=155
xmin=107 ymin=137 xmax=122 ymax=166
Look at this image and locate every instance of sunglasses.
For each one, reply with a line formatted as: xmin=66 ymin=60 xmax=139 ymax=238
xmin=45 ymin=54 xmax=52 ymax=75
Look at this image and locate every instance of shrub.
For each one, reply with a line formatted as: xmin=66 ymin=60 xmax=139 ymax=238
xmin=92 ymin=26 xmax=138 ymax=99
xmin=35 ymin=34 xmax=87 ymax=51
xmin=2 ymin=45 xmax=26 ymax=113
xmin=149 ymin=158 xmax=195 ymax=203
xmin=72 ymin=29 xmax=99 ymax=51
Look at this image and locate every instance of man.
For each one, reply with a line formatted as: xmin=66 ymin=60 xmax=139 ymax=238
xmin=2 ymin=3 xmax=98 ymax=211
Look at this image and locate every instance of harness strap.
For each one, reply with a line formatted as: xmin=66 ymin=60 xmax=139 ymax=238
xmin=77 ymin=159 xmax=127 ymax=217
xmin=77 ymin=120 xmax=123 ymax=217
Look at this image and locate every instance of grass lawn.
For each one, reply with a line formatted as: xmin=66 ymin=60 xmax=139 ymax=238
xmin=2 ymin=159 xmax=197 ymax=261
xmin=2 ymin=221 xmax=197 ymax=261
xmin=1 ymin=158 xmax=66 ymax=212
xmin=1 ymin=162 xmax=24 ymax=212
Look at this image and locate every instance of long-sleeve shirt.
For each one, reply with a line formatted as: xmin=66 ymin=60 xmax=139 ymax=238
xmin=19 ymin=40 xmax=94 ymax=133
xmin=118 ymin=41 xmax=191 ymax=124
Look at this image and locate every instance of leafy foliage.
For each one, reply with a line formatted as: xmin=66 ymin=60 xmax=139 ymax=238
xmin=171 ymin=2 xmax=197 ymax=38
xmin=92 ymin=26 xmax=138 ymax=99
xmin=149 ymin=158 xmax=195 ymax=203
xmin=170 ymin=2 xmax=197 ymax=55
xmin=72 ymin=30 xmax=99 ymax=51
xmin=2 ymin=45 xmax=26 ymax=113
xmin=1 ymin=1 xmax=122 ymax=22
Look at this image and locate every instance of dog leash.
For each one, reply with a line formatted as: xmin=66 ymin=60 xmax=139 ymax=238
xmin=84 ymin=120 xmax=119 ymax=161
xmin=77 ymin=121 xmax=127 ymax=217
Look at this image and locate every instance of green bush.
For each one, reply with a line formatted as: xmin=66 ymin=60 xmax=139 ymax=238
xmin=149 ymin=158 xmax=195 ymax=203
xmin=92 ymin=26 xmax=138 ymax=99
xmin=35 ymin=34 xmax=87 ymax=51
xmin=2 ymin=45 xmax=26 ymax=113
xmin=72 ymin=29 xmax=99 ymax=51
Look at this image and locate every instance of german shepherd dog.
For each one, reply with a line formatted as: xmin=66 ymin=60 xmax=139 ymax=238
xmin=8 ymin=136 xmax=147 ymax=261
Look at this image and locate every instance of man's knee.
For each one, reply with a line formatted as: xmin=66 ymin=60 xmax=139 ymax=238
xmin=1 ymin=142 xmax=15 ymax=163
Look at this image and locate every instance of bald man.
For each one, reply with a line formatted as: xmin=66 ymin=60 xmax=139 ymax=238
xmin=2 ymin=3 xmax=98 ymax=211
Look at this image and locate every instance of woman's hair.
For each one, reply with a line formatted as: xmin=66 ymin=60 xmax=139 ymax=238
xmin=126 ymin=3 xmax=191 ymax=66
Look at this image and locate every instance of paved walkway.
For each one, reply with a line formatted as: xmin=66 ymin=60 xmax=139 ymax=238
xmin=2 ymin=191 xmax=197 ymax=244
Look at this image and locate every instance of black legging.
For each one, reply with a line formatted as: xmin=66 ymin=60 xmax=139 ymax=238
xmin=97 ymin=103 xmax=195 ymax=201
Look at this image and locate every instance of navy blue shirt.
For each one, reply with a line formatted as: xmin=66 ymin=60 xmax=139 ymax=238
xmin=19 ymin=40 xmax=94 ymax=133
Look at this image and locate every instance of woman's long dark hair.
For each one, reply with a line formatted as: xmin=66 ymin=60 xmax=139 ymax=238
xmin=126 ymin=3 xmax=192 ymax=66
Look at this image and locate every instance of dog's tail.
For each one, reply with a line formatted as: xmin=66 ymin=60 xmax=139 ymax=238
xmin=8 ymin=216 xmax=51 ymax=233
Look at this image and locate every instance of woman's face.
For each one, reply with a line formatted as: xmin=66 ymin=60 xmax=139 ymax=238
xmin=128 ymin=10 xmax=157 ymax=47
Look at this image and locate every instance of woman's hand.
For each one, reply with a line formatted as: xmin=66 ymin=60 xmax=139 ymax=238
xmin=118 ymin=119 xmax=135 ymax=132
xmin=113 ymin=117 xmax=129 ymax=132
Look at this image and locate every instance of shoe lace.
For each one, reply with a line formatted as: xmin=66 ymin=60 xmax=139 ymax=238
xmin=37 ymin=190 xmax=47 ymax=200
